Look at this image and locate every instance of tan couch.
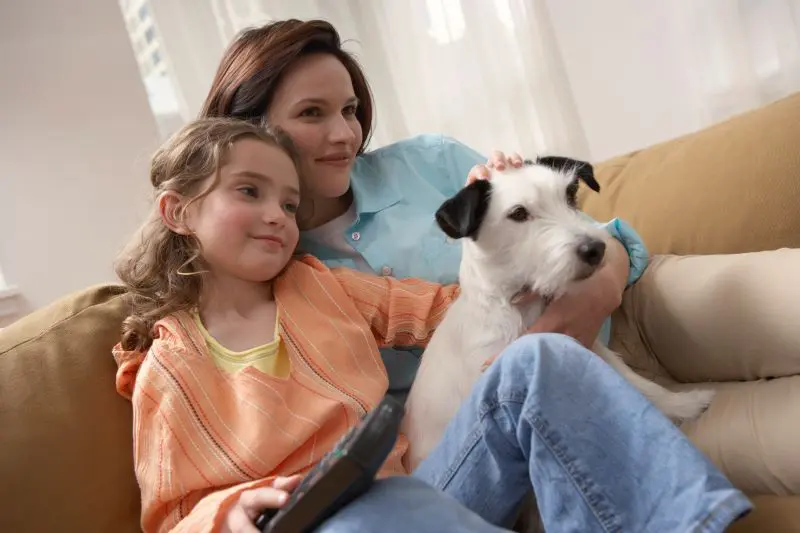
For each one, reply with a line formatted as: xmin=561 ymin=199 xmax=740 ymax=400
xmin=2 ymin=93 xmax=800 ymax=532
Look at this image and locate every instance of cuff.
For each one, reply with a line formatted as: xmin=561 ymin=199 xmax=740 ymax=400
xmin=596 ymin=217 xmax=650 ymax=286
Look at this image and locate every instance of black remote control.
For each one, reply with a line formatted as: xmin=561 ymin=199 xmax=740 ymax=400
xmin=254 ymin=395 xmax=405 ymax=533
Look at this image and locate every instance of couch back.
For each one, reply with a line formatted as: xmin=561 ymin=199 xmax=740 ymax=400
xmin=0 ymin=285 xmax=140 ymax=533
xmin=2 ymin=92 xmax=800 ymax=533
xmin=579 ymin=91 xmax=800 ymax=255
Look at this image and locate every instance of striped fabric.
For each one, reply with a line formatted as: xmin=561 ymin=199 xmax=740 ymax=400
xmin=113 ymin=254 xmax=459 ymax=533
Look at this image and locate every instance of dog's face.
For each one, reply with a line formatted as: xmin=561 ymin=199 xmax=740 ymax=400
xmin=435 ymin=156 xmax=609 ymax=299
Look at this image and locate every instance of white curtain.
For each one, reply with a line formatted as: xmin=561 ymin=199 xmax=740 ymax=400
xmin=127 ymin=0 xmax=589 ymax=158
xmin=124 ymin=0 xmax=800 ymax=160
xmin=674 ymin=0 xmax=800 ymax=125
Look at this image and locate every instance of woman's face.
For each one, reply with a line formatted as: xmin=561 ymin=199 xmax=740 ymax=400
xmin=267 ymin=53 xmax=363 ymax=202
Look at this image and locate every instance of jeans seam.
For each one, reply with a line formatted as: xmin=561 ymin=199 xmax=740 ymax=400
xmin=436 ymin=394 xmax=619 ymax=533
xmin=526 ymin=404 xmax=619 ymax=533
xmin=433 ymin=425 xmax=484 ymax=492
xmin=690 ymin=493 xmax=751 ymax=533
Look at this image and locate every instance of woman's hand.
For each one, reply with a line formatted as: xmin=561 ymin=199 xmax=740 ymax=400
xmin=465 ymin=150 xmax=630 ymax=349
xmin=467 ymin=150 xmax=524 ymax=183
xmin=526 ymin=238 xmax=630 ymax=348
xmin=221 ymin=475 xmax=303 ymax=533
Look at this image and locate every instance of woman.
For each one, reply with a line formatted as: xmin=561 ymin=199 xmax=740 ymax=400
xmin=195 ymin=19 xmax=750 ymax=532
xmin=200 ymin=19 xmax=648 ymax=402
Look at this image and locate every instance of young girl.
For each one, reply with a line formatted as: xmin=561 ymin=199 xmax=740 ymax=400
xmin=113 ymin=117 xmax=750 ymax=533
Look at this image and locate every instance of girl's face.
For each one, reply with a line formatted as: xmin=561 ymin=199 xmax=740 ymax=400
xmin=266 ymin=53 xmax=363 ymax=203
xmin=172 ymin=139 xmax=301 ymax=284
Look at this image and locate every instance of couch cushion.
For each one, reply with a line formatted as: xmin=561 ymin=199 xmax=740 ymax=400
xmin=681 ymin=376 xmax=800 ymax=496
xmin=579 ymin=91 xmax=800 ymax=255
xmin=729 ymin=495 xmax=800 ymax=533
xmin=0 ymin=285 xmax=140 ymax=533
xmin=609 ymin=252 xmax=800 ymax=497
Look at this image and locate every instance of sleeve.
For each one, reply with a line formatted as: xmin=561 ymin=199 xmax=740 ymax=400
xmin=588 ymin=215 xmax=650 ymax=285
xmin=115 ymin=340 xmax=281 ymax=533
xmin=437 ymin=136 xmax=487 ymax=196
xmin=332 ymin=267 xmax=460 ymax=347
xmin=113 ymin=343 xmax=146 ymax=400
xmin=139 ymin=414 xmax=280 ymax=533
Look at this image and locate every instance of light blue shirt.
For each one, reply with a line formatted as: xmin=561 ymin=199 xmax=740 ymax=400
xmin=299 ymin=134 xmax=649 ymax=397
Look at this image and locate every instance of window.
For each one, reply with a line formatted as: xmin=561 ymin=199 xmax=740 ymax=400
xmin=686 ymin=0 xmax=800 ymax=121
xmin=118 ymin=0 xmax=185 ymax=139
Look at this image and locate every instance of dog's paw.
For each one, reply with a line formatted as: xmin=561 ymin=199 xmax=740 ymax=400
xmin=665 ymin=388 xmax=716 ymax=423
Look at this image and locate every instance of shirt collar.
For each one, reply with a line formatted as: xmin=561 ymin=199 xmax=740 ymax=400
xmin=349 ymin=156 xmax=402 ymax=214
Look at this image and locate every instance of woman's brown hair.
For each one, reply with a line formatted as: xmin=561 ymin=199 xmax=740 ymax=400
xmin=200 ymin=19 xmax=374 ymax=153
xmin=115 ymin=117 xmax=299 ymax=352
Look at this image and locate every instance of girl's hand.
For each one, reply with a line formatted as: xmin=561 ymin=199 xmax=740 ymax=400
xmin=467 ymin=150 xmax=525 ymax=183
xmin=526 ymin=238 xmax=629 ymax=348
xmin=221 ymin=475 xmax=303 ymax=533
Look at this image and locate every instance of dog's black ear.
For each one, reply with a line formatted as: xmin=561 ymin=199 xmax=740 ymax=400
xmin=536 ymin=156 xmax=600 ymax=193
xmin=435 ymin=179 xmax=492 ymax=240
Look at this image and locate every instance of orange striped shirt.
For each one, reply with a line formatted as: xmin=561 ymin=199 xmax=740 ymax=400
xmin=113 ymin=255 xmax=459 ymax=533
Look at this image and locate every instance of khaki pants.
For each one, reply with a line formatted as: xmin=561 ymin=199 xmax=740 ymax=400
xmin=610 ymin=249 xmax=800 ymax=497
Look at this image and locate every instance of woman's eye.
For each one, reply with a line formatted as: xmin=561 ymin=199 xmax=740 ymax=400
xmin=238 ymin=186 xmax=258 ymax=198
xmin=507 ymin=205 xmax=530 ymax=222
xmin=343 ymin=104 xmax=358 ymax=116
xmin=299 ymin=107 xmax=322 ymax=118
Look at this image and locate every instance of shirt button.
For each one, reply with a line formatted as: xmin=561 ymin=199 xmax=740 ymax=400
xmin=381 ymin=266 xmax=393 ymax=276
xmin=351 ymin=231 xmax=361 ymax=241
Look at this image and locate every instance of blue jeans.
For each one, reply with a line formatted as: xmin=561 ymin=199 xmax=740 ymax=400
xmin=317 ymin=334 xmax=752 ymax=532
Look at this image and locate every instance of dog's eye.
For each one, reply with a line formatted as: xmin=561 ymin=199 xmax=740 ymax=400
xmin=507 ymin=205 xmax=530 ymax=222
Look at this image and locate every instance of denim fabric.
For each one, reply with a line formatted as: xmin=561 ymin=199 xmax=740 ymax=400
xmin=319 ymin=334 xmax=751 ymax=533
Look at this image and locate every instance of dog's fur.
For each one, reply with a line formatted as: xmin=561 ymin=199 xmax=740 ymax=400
xmin=401 ymin=157 xmax=715 ymax=472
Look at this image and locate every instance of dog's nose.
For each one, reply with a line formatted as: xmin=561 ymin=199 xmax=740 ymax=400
xmin=576 ymin=239 xmax=606 ymax=266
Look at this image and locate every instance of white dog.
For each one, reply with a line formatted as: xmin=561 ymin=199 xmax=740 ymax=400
xmin=401 ymin=156 xmax=715 ymax=471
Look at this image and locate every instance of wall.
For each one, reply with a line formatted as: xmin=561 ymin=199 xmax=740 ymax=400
xmin=0 ymin=1 xmax=786 ymax=324
xmin=0 ymin=1 xmax=161 ymax=321
xmin=545 ymin=0 xmax=703 ymax=161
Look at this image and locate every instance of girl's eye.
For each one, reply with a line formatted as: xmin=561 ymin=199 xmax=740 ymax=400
xmin=299 ymin=107 xmax=322 ymax=118
xmin=283 ymin=202 xmax=298 ymax=215
xmin=238 ymin=186 xmax=258 ymax=198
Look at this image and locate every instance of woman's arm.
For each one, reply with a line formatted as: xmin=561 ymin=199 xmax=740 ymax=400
xmin=525 ymin=215 xmax=649 ymax=348
xmin=527 ymin=237 xmax=629 ymax=348
xmin=332 ymin=268 xmax=460 ymax=347
xmin=602 ymin=237 xmax=631 ymax=295
xmin=459 ymin=149 xmax=649 ymax=348
xmin=401 ymin=140 xmax=648 ymax=349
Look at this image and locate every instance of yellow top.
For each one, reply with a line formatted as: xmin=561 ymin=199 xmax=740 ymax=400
xmin=192 ymin=312 xmax=290 ymax=378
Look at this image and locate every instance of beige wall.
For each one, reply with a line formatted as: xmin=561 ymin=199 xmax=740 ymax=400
xmin=0 ymin=1 xmax=160 ymax=321
xmin=0 ymin=0 xmax=775 ymax=325
xmin=546 ymin=0 xmax=703 ymax=161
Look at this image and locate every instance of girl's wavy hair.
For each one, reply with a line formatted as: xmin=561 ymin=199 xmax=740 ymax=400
xmin=115 ymin=117 xmax=299 ymax=352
